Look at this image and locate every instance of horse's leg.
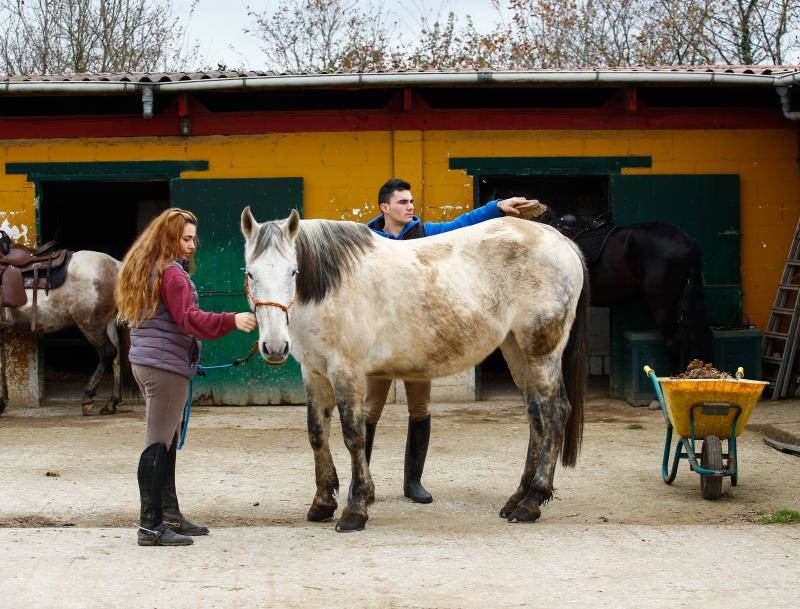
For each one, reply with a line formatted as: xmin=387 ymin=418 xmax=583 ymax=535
xmin=304 ymin=370 xmax=340 ymax=523
xmin=333 ymin=373 xmax=374 ymax=533
xmin=497 ymin=332 xmax=537 ymax=518
xmin=509 ymin=355 xmax=570 ymax=524
xmin=99 ymin=319 xmax=121 ymax=415
xmin=76 ymin=322 xmax=116 ymax=416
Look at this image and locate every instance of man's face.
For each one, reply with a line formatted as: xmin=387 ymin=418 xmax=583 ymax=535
xmin=380 ymin=189 xmax=414 ymax=226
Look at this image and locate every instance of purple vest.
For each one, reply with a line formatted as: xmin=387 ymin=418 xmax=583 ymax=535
xmin=129 ymin=261 xmax=201 ymax=379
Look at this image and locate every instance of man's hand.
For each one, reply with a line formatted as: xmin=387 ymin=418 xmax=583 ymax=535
xmin=235 ymin=312 xmax=258 ymax=332
xmin=498 ymin=197 xmax=537 ymax=215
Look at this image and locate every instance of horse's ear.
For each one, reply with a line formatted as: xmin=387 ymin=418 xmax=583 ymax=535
xmin=284 ymin=209 xmax=300 ymax=240
xmin=241 ymin=206 xmax=258 ymax=241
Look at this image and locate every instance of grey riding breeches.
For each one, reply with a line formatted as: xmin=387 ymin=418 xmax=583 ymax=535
xmin=362 ymin=376 xmax=431 ymax=423
xmin=132 ymin=364 xmax=189 ymax=449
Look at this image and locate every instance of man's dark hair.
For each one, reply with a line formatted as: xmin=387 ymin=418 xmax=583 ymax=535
xmin=377 ymin=178 xmax=411 ymax=207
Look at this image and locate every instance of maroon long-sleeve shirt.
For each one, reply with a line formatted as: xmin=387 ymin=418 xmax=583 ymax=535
xmin=161 ymin=265 xmax=237 ymax=340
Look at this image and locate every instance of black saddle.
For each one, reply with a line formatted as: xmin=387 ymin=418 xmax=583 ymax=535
xmin=557 ymin=213 xmax=617 ymax=265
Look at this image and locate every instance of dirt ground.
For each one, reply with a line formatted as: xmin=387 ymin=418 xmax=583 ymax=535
xmin=1 ymin=392 xmax=799 ymax=608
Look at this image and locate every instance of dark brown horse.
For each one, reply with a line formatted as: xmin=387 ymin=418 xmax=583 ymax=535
xmin=537 ymin=205 xmax=713 ymax=373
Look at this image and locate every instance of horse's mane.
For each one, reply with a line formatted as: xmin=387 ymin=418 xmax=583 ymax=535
xmin=294 ymin=220 xmax=376 ymax=304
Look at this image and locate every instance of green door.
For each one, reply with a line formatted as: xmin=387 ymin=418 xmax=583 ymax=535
xmin=170 ymin=178 xmax=305 ymax=404
xmin=609 ymin=174 xmax=741 ymax=395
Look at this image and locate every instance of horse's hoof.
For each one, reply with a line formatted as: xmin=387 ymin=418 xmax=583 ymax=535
xmin=81 ymin=403 xmax=94 ymax=416
xmin=99 ymin=402 xmax=117 ymax=415
xmin=507 ymin=504 xmax=541 ymax=523
xmin=499 ymin=495 xmax=523 ymax=518
xmin=335 ymin=510 xmax=367 ymax=533
xmin=307 ymin=504 xmax=336 ymax=522
xmin=0 ymin=400 xmax=6 ymax=416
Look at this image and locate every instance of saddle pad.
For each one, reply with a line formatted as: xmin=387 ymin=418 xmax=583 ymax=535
xmin=574 ymin=225 xmax=617 ymax=265
xmin=22 ymin=252 xmax=72 ymax=290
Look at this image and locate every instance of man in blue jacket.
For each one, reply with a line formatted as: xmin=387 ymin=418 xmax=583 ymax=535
xmin=364 ymin=178 xmax=531 ymax=503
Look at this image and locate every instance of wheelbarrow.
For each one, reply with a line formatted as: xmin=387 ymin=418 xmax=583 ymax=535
xmin=643 ymin=365 xmax=768 ymax=500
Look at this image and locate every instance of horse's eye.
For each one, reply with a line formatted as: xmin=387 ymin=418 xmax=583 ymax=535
xmin=246 ymin=270 xmax=253 ymax=280
xmin=292 ymin=268 xmax=299 ymax=276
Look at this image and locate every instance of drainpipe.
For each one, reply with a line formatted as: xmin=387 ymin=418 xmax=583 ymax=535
xmin=141 ymin=85 xmax=154 ymax=119
xmin=775 ymin=85 xmax=800 ymax=121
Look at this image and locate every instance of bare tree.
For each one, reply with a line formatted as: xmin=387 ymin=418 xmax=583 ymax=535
xmin=633 ymin=1 xmax=716 ymax=65
xmin=246 ymin=0 xmax=398 ymax=72
xmin=0 ymin=0 xmax=199 ymax=76
xmin=498 ymin=0 xmax=799 ymax=68
xmin=403 ymin=12 xmax=508 ymax=69
xmin=699 ymin=0 xmax=800 ymax=64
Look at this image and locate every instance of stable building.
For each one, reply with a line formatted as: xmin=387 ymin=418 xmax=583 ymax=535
xmin=1 ymin=66 xmax=798 ymax=407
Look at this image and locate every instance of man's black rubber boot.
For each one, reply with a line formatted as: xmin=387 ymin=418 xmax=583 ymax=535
xmin=137 ymin=443 xmax=193 ymax=546
xmin=162 ymin=433 xmax=209 ymax=536
xmin=348 ymin=421 xmax=378 ymax=502
xmin=403 ymin=415 xmax=433 ymax=503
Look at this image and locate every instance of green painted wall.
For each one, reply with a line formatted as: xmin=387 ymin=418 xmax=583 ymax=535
xmin=610 ymin=174 xmax=741 ymax=396
xmin=171 ymin=177 xmax=306 ymax=404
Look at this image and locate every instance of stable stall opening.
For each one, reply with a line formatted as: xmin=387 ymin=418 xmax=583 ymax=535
xmin=39 ymin=181 xmax=170 ymax=403
xmin=475 ymin=174 xmax=611 ymax=399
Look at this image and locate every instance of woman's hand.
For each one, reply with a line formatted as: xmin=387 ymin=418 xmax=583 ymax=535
xmin=235 ymin=312 xmax=258 ymax=332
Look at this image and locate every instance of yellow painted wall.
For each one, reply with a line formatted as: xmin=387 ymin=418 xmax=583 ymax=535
xmin=1 ymin=128 xmax=797 ymax=337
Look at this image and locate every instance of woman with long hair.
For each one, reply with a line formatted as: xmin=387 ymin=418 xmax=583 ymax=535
xmin=116 ymin=208 xmax=257 ymax=546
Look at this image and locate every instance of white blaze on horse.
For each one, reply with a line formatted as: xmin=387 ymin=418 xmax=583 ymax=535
xmin=0 ymin=247 xmax=122 ymax=416
xmin=241 ymin=207 xmax=589 ymax=532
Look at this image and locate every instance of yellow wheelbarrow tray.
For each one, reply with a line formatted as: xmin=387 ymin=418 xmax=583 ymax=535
xmin=643 ymin=365 xmax=768 ymax=500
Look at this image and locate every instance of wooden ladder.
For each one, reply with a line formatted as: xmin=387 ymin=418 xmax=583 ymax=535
xmin=763 ymin=216 xmax=800 ymax=399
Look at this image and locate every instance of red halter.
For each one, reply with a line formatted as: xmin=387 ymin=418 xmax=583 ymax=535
xmin=244 ymin=274 xmax=296 ymax=324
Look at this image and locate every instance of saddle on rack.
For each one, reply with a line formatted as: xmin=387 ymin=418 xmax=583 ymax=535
xmin=0 ymin=230 xmax=72 ymax=331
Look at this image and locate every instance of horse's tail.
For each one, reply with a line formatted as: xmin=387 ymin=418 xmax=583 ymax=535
xmin=678 ymin=242 xmax=713 ymax=366
xmin=561 ymin=256 xmax=589 ymax=468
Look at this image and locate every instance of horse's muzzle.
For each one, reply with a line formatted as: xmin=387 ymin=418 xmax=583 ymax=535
xmin=262 ymin=340 xmax=289 ymax=365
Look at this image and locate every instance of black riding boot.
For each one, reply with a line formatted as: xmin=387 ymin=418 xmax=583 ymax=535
xmin=348 ymin=421 xmax=378 ymax=502
xmin=162 ymin=433 xmax=209 ymax=536
xmin=137 ymin=443 xmax=193 ymax=546
xmin=403 ymin=416 xmax=433 ymax=503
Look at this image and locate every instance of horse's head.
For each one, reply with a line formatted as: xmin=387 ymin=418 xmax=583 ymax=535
xmin=525 ymin=203 xmax=585 ymax=238
xmin=241 ymin=206 xmax=300 ymax=365
xmin=556 ymin=214 xmax=582 ymax=238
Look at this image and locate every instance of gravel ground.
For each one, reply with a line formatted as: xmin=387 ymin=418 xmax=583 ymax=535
xmin=1 ymin=394 xmax=799 ymax=608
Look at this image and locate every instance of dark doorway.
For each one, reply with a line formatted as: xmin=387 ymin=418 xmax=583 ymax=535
xmin=39 ymin=181 xmax=170 ymax=403
xmin=475 ymin=174 xmax=611 ymax=399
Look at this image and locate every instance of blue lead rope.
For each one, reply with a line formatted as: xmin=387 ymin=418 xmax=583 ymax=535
xmin=177 ymin=344 xmax=260 ymax=450
xmin=177 ymin=375 xmax=196 ymax=450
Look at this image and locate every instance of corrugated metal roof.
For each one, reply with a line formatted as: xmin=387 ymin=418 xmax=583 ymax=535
xmin=4 ymin=65 xmax=797 ymax=83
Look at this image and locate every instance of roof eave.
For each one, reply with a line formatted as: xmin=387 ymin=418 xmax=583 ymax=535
xmin=0 ymin=69 xmax=785 ymax=96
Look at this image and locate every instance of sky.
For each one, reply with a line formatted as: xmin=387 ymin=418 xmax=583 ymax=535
xmin=178 ymin=0 xmax=507 ymax=70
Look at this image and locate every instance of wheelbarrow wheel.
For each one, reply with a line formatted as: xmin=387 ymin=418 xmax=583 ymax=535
xmin=701 ymin=435 xmax=723 ymax=500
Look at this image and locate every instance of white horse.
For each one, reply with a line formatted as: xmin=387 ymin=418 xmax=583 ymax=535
xmin=241 ymin=207 xmax=589 ymax=532
xmin=0 ymin=251 xmax=122 ymax=416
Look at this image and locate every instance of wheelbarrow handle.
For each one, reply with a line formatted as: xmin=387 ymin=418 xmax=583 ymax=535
xmin=643 ymin=365 xmax=670 ymax=424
